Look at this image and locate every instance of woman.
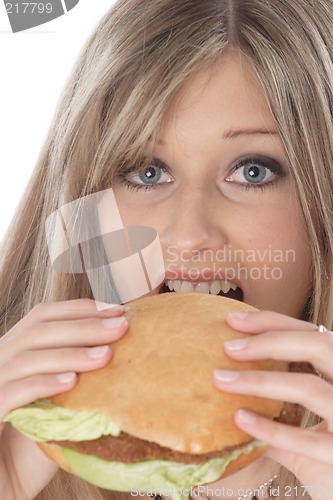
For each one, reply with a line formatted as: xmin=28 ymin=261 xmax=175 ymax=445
xmin=0 ymin=0 xmax=332 ymax=499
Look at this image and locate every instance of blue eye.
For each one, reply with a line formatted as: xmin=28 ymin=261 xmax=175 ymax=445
xmin=241 ymin=164 xmax=272 ymax=183
xmin=226 ymin=156 xmax=285 ymax=189
xmin=138 ymin=165 xmax=163 ymax=185
xmin=119 ymin=160 xmax=174 ymax=191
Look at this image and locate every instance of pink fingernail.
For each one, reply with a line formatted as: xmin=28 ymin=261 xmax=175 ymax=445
xmin=224 ymin=338 xmax=249 ymax=351
xmin=102 ymin=316 xmax=127 ymax=329
xmin=236 ymin=409 xmax=257 ymax=425
xmin=56 ymin=372 xmax=76 ymax=384
xmin=95 ymin=302 xmax=125 ymax=312
xmin=228 ymin=312 xmax=248 ymax=319
xmin=87 ymin=345 xmax=110 ymax=359
xmin=214 ymin=369 xmax=240 ymax=383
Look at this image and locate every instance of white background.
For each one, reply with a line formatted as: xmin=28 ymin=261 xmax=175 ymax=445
xmin=0 ymin=1 xmax=116 ymax=242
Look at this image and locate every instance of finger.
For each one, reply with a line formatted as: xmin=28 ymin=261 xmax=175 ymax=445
xmin=1 ymin=373 xmax=77 ymax=420
xmin=223 ymin=329 xmax=333 ymax=380
xmin=213 ymin=370 xmax=333 ymax=425
xmin=2 ymin=315 xmax=128 ymax=355
xmin=226 ymin=310 xmax=317 ymax=335
xmin=234 ymin=409 xmax=333 ymax=467
xmin=264 ymin=421 xmax=329 ymax=472
xmin=10 ymin=299 xmax=125 ymax=336
xmin=0 ymin=344 xmax=113 ymax=385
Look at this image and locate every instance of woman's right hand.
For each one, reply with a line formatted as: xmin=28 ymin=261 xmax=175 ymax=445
xmin=0 ymin=298 xmax=128 ymax=500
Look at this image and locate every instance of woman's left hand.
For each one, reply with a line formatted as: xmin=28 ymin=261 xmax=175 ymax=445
xmin=213 ymin=310 xmax=333 ymax=500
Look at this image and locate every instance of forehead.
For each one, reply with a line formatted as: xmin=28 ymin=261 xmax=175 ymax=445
xmin=160 ymin=50 xmax=277 ymax=138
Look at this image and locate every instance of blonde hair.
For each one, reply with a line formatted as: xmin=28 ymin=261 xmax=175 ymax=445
xmin=1 ymin=0 xmax=333 ymax=498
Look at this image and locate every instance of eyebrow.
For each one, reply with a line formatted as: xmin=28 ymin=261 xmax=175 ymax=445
xmin=149 ymin=128 xmax=279 ymax=146
xmin=222 ymin=128 xmax=279 ymax=139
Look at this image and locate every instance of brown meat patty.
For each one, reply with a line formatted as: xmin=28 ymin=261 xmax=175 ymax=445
xmin=54 ymin=401 xmax=303 ymax=464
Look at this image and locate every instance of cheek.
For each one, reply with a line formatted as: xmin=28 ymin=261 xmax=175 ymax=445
xmin=254 ymin=262 xmax=312 ymax=317
xmin=236 ymin=205 xmax=312 ymax=316
xmin=111 ymin=190 xmax=164 ymax=230
xmin=275 ymin=219 xmax=312 ymax=315
xmin=119 ymin=210 xmax=165 ymax=233
xmin=238 ymin=190 xmax=309 ymax=260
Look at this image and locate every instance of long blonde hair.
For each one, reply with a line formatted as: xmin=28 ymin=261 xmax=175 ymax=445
xmin=1 ymin=0 xmax=333 ymax=498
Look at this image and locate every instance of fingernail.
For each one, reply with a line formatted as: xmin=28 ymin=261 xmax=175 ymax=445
xmin=236 ymin=409 xmax=257 ymax=425
xmin=87 ymin=345 xmax=110 ymax=359
xmin=214 ymin=369 xmax=240 ymax=383
xmin=56 ymin=372 xmax=76 ymax=383
xmin=102 ymin=316 xmax=127 ymax=329
xmin=224 ymin=338 xmax=249 ymax=351
xmin=228 ymin=312 xmax=248 ymax=319
xmin=95 ymin=302 xmax=125 ymax=312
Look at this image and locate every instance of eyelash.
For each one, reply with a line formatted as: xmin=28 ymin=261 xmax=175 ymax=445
xmin=116 ymin=160 xmax=172 ymax=192
xmin=229 ymin=156 xmax=286 ymax=192
xmin=116 ymin=156 xmax=285 ymax=193
xmin=121 ymin=181 xmax=160 ymax=192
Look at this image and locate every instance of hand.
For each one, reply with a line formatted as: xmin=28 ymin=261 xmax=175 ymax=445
xmin=213 ymin=311 xmax=333 ymax=500
xmin=0 ymin=299 xmax=128 ymax=500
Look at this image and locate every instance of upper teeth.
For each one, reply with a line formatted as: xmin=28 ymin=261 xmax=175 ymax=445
xmin=165 ymin=279 xmax=237 ymax=295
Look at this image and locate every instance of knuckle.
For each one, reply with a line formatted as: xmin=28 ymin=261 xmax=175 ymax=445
xmin=29 ymin=302 xmax=49 ymax=321
xmin=316 ymin=332 xmax=333 ymax=359
xmin=318 ymin=332 xmax=333 ymax=352
xmin=5 ymin=353 xmax=24 ymax=373
xmin=18 ymin=322 xmax=45 ymax=349
xmin=26 ymin=321 xmax=46 ymax=338
xmin=306 ymin=374 xmax=330 ymax=400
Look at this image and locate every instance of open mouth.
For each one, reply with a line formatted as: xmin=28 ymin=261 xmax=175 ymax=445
xmin=159 ymin=279 xmax=244 ymax=302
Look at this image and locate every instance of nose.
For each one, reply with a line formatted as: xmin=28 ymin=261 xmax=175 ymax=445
xmin=160 ymin=185 xmax=228 ymax=258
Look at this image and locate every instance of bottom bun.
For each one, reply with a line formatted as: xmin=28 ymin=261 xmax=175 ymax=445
xmin=38 ymin=442 xmax=75 ymax=474
xmin=38 ymin=439 xmax=268 ymax=498
xmin=216 ymin=442 xmax=268 ymax=478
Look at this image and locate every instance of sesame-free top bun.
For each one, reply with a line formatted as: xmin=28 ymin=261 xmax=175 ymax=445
xmin=51 ymin=293 xmax=286 ymax=455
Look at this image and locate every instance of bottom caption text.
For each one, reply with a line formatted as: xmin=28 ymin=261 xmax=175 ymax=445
xmin=131 ymin=485 xmax=333 ymax=498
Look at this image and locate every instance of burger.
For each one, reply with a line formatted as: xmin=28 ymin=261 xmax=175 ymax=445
xmin=5 ymin=293 xmax=287 ymax=498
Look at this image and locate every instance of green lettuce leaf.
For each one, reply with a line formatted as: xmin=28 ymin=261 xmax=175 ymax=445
xmin=62 ymin=440 xmax=266 ymax=500
xmin=4 ymin=399 xmax=121 ymax=441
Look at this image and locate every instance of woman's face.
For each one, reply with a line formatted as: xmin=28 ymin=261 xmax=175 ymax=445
xmin=112 ymin=50 xmax=312 ymax=318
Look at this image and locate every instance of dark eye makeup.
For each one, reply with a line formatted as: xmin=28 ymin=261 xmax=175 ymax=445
xmin=226 ymin=155 xmax=286 ymax=192
xmin=115 ymin=158 xmax=173 ymax=192
xmin=114 ymin=154 xmax=286 ymax=193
